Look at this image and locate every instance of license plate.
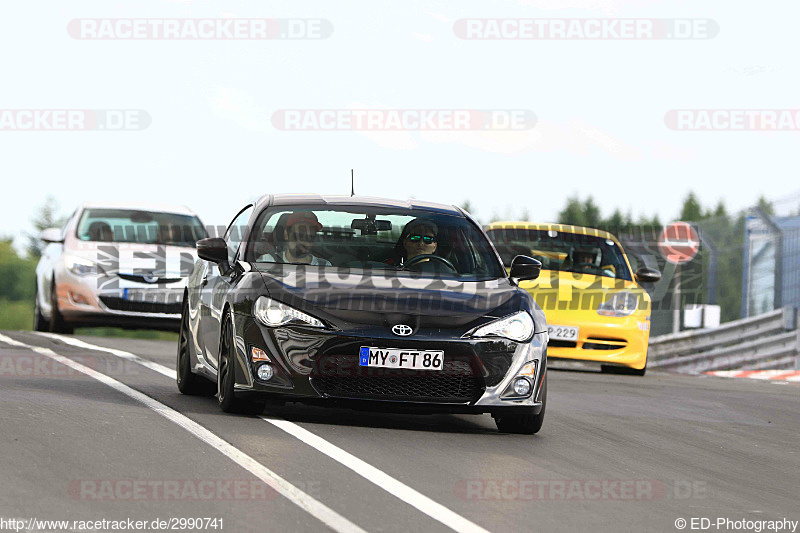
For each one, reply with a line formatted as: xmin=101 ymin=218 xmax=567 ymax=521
xmin=123 ymin=288 xmax=180 ymax=303
xmin=123 ymin=288 xmax=151 ymax=302
xmin=548 ymin=325 xmax=579 ymax=341
xmin=359 ymin=347 xmax=443 ymax=371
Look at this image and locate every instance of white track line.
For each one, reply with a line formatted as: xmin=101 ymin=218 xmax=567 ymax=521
xmin=262 ymin=417 xmax=491 ymax=533
xmin=705 ymin=370 xmax=800 ymax=382
xmin=31 ymin=332 xmax=492 ymax=533
xmin=36 ymin=332 xmax=174 ymax=379
xmin=0 ymin=333 xmax=365 ymax=533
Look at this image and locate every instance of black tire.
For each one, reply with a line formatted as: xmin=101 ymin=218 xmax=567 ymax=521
xmin=33 ymin=282 xmax=50 ymax=332
xmin=48 ymin=280 xmax=74 ymax=334
xmin=217 ymin=313 xmax=266 ymax=415
xmin=601 ymin=364 xmax=646 ymax=376
xmin=495 ymin=374 xmax=547 ymax=435
xmin=177 ymin=296 xmax=216 ymax=396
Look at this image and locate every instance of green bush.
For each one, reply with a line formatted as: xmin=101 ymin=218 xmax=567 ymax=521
xmin=0 ymin=240 xmax=36 ymax=301
xmin=0 ymin=298 xmax=34 ymax=331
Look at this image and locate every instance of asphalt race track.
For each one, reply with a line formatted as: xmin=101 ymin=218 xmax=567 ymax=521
xmin=1 ymin=331 xmax=798 ymax=533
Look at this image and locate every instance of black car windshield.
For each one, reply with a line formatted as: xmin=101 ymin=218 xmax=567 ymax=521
xmin=246 ymin=206 xmax=506 ymax=280
xmin=487 ymin=227 xmax=633 ymax=281
xmin=76 ymin=208 xmax=207 ymax=247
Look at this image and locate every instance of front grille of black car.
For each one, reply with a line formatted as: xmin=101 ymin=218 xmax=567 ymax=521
xmin=99 ymin=296 xmax=181 ymax=315
xmin=312 ymin=375 xmax=484 ymax=403
xmin=310 ymin=354 xmax=485 ymax=403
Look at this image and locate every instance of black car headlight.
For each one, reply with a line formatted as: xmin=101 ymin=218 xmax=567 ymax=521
xmin=253 ymin=296 xmax=325 ymax=328
xmin=468 ymin=311 xmax=534 ymax=342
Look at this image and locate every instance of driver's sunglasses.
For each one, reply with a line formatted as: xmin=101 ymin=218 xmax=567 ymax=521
xmin=407 ymin=234 xmax=436 ymax=244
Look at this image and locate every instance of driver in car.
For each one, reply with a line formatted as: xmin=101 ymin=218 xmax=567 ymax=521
xmin=568 ymin=247 xmax=598 ymax=273
xmin=567 ymin=247 xmax=616 ymax=277
xmin=388 ymin=219 xmax=439 ymax=267
xmin=259 ymin=211 xmax=331 ymax=266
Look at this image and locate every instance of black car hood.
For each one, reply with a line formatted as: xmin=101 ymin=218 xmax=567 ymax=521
xmin=254 ymin=264 xmax=524 ymax=330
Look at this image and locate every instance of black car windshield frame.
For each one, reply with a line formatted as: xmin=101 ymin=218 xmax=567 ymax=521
xmin=245 ymin=205 xmax=506 ymax=281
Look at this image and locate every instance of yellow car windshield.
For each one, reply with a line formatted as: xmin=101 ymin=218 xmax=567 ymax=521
xmin=486 ymin=228 xmax=632 ymax=281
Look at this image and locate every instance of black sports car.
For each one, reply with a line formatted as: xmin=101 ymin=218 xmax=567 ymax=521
xmin=177 ymin=194 xmax=548 ymax=434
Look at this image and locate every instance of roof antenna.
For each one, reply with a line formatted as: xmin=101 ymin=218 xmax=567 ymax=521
xmin=350 ymin=169 xmax=355 ymax=197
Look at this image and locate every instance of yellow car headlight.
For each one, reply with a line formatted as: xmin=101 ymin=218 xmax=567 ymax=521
xmin=597 ymin=291 xmax=639 ymax=317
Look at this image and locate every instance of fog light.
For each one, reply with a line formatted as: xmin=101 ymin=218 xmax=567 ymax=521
xmin=513 ymin=377 xmax=532 ymax=396
xmin=70 ymin=291 xmax=89 ymax=305
xmin=256 ymin=364 xmax=274 ymax=381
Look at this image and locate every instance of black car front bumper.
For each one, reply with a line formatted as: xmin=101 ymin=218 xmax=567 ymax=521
xmin=229 ymin=313 xmax=547 ymax=415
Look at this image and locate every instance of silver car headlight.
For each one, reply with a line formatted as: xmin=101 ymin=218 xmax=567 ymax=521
xmin=597 ymin=291 xmax=639 ymax=317
xmin=253 ymin=296 xmax=324 ymax=328
xmin=469 ymin=311 xmax=534 ymax=342
xmin=65 ymin=254 xmax=98 ymax=276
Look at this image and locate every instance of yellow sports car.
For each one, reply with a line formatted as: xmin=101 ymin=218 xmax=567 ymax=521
xmin=485 ymin=222 xmax=661 ymax=376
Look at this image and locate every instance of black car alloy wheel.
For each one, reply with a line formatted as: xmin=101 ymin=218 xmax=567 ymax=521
xmin=217 ymin=313 xmax=265 ymax=415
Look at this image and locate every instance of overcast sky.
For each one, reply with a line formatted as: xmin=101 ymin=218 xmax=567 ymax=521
xmin=3 ymin=0 xmax=799 ymax=249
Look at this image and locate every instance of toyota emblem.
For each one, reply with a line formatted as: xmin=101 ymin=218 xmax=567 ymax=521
xmin=142 ymin=272 xmax=158 ymax=283
xmin=392 ymin=324 xmax=413 ymax=336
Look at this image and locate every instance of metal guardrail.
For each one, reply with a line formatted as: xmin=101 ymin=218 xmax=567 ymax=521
xmin=648 ymin=306 xmax=800 ymax=373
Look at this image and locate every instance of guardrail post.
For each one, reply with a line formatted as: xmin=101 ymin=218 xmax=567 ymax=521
xmin=755 ymin=207 xmax=783 ymax=309
xmin=796 ymin=325 xmax=800 ymax=370
xmin=782 ymin=305 xmax=797 ymax=330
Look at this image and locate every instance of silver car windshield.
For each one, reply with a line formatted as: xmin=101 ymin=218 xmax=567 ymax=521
xmin=76 ymin=209 xmax=206 ymax=247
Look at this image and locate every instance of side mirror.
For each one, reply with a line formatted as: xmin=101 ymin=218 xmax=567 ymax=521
xmin=40 ymin=228 xmax=63 ymax=243
xmin=509 ymin=255 xmax=542 ymax=282
xmin=197 ymin=237 xmax=228 ymax=264
xmin=635 ymin=265 xmax=662 ymax=283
